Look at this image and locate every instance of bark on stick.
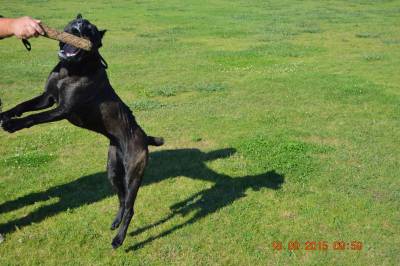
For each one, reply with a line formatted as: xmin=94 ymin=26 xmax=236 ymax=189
xmin=40 ymin=24 xmax=93 ymax=51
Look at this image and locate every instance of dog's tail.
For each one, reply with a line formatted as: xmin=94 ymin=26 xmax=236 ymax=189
xmin=147 ymin=136 xmax=164 ymax=146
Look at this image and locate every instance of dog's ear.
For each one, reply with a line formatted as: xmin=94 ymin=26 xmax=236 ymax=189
xmin=99 ymin=30 xmax=107 ymax=39
xmin=76 ymin=13 xmax=82 ymax=19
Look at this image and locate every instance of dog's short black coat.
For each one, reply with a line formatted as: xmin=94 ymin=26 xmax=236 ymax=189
xmin=0 ymin=14 xmax=164 ymax=249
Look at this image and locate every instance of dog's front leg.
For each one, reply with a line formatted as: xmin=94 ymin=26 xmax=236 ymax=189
xmin=0 ymin=93 xmax=55 ymax=122
xmin=2 ymin=106 xmax=68 ymax=133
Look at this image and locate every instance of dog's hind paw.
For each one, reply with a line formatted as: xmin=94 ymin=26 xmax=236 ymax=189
xmin=110 ymin=210 xmax=124 ymax=230
xmin=111 ymin=235 xmax=123 ymax=249
xmin=110 ymin=219 xmax=122 ymax=230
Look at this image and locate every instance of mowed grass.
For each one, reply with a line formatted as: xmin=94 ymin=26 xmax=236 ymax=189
xmin=0 ymin=0 xmax=399 ymax=265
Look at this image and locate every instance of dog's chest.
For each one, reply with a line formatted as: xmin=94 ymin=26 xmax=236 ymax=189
xmin=56 ymin=76 xmax=91 ymax=91
xmin=53 ymin=68 xmax=92 ymax=91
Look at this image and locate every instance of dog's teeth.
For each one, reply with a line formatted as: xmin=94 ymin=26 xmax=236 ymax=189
xmin=66 ymin=52 xmax=78 ymax=57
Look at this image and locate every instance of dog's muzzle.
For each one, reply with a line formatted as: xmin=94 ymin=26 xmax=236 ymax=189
xmin=58 ymin=26 xmax=83 ymax=61
xmin=58 ymin=43 xmax=82 ymax=61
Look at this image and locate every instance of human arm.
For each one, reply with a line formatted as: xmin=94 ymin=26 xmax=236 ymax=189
xmin=0 ymin=16 xmax=44 ymax=39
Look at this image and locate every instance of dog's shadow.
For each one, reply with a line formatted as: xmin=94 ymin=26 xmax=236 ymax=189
xmin=0 ymin=148 xmax=285 ymax=250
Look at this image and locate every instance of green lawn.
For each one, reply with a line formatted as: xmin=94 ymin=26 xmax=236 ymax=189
xmin=0 ymin=0 xmax=399 ymax=265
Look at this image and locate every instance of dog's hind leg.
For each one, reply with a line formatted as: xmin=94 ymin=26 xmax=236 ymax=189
xmin=111 ymin=149 xmax=148 ymax=249
xmin=0 ymin=93 xmax=54 ymax=121
xmin=107 ymin=142 xmax=126 ymax=230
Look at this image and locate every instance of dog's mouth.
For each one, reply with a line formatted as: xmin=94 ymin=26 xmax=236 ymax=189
xmin=58 ymin=43 xmax=81 ymax=60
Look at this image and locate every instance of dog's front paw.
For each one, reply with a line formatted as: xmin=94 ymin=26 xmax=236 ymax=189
xmin=0 ymin=112 xmax=10 ymax=124
xmin=0 ymin=110 xmax=20 ymax=123
xmin=1 ymin=119 xmax=25 ymax=133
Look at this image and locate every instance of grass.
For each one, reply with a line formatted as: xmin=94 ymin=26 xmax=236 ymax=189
xmin=0 ymin=0 xmax=399 ymax=265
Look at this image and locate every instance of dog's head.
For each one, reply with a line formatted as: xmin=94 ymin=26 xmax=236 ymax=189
xmin=58 ymin=14 xmax=106 ymax=62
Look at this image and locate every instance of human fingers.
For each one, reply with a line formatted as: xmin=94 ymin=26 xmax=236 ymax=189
xmin=24 ymin=25 xmax=37 ymax=39
xmin=30 ymin=19 xmax=44 ymax=35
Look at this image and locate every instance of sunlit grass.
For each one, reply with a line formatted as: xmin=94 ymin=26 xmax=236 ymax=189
xmin=0 ymin=0 xmax=399 ymax=265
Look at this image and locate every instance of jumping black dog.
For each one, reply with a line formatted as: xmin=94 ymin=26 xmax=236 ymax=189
xmin=0 ymin=14 xmax=164 ymax=249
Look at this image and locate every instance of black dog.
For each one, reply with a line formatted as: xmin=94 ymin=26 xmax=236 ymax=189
xmin=0 ymin=14 xmax=164 ymax=249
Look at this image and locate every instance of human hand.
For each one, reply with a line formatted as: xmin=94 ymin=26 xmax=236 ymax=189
xmin=10 ymin=16 xmax=44 ymax=39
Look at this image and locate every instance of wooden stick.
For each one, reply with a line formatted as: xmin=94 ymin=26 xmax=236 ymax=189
xmin=40 ymin=24 xmax=93 ymax=51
